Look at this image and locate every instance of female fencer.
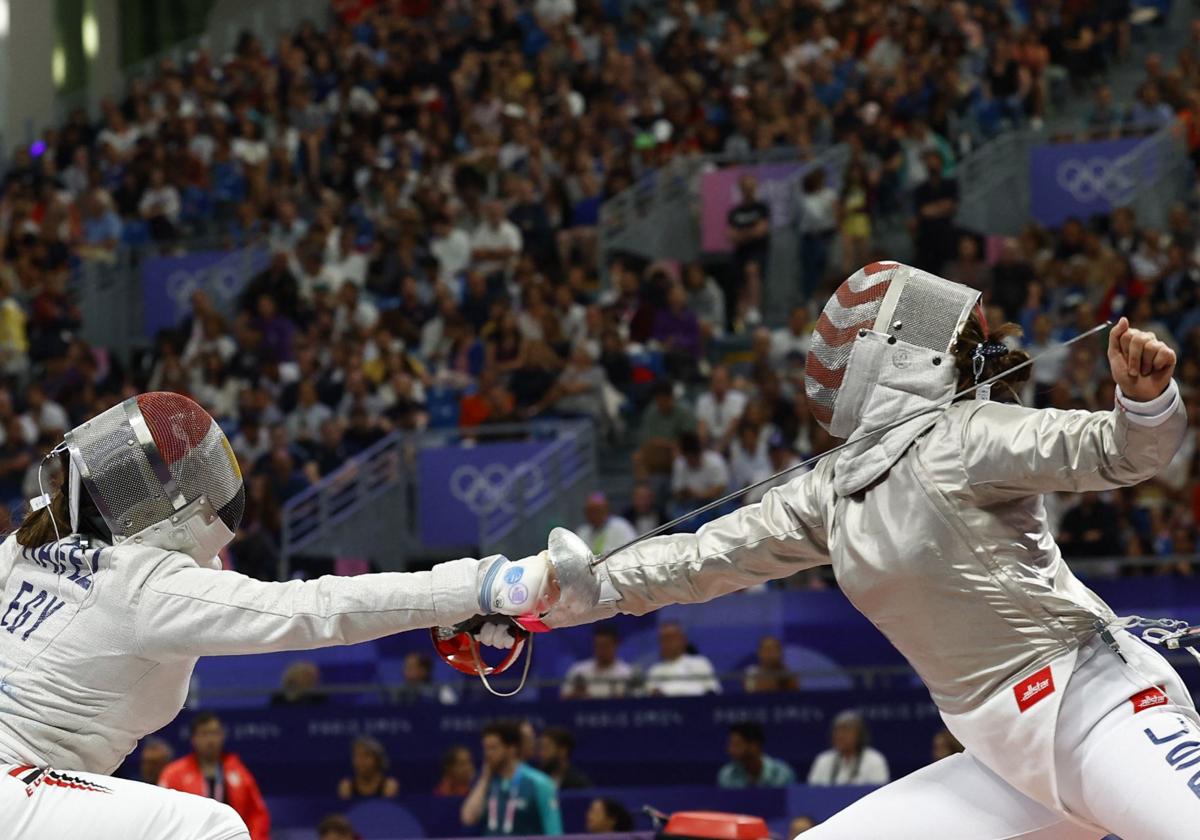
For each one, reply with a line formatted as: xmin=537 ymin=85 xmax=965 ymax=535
xmin=0 ymin=392 xmax=544 ymax=839
xmin=528 ymin=262 xmax=1199 ymax=839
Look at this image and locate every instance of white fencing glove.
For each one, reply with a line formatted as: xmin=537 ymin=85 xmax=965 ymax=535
xmin=475 ymin=619 xmax=518 ymax=650
xmin=476 ymin=553 xmax=557 ymax=617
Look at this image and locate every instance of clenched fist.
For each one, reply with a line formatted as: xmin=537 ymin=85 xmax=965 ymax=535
xmin=1108 ymin=317 xmax=1176 ymax=402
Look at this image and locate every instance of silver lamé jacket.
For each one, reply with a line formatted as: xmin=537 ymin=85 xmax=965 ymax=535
xmin=556 ymin=331 xmax=1189 ymax=714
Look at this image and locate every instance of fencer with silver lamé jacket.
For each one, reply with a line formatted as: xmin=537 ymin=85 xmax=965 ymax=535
xmin=552 ymin=330 xmax=1188 ymax=715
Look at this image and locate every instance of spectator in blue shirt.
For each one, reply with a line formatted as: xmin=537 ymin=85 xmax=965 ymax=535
xmin=717 ymin=723 xmax=796 ymax=789
xmin=461 ymin=721 xmax=563 ymax=836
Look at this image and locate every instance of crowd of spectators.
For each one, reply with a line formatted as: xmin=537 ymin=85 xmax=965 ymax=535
xmin=0 ymin=2 xmax=1194 ymax=585
xmin=132 ymin=709 xmax=896 ymax=836
xmin=134 ymin=702 xmax=964 ymax=835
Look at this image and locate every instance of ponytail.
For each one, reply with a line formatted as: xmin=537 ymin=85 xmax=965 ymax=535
xmin=952 ymin=310 xmax=1031 ymax=403
xmin=15 ymin=490 xmax=71 ymax=548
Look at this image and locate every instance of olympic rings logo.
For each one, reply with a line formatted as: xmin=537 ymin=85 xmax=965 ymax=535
xmin=449 ymin=463 xmax=546 ymax=516
xmin=1055 ymin=153 xmax=1140 ymax=204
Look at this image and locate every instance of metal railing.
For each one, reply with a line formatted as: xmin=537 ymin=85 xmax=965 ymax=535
xmin=598 ymin=144 xmax=850 ymax=325
xmin=953 ymin=130 xmax=1039 ymax=237
xmin=280 ymin=430 xmax=411 ymax=579
xmin=478 ymin=422 xmax=597 ymax=560
xmin=954 ymin=121 xmax=1191 ymax=236
xmin=279 ymin=420 xmax=598 ymax=578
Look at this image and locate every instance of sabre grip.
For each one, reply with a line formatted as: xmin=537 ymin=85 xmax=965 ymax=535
xmin=447 ymin=614 xmax=520 ymax=638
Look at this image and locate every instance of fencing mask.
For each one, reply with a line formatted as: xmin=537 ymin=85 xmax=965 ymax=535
xmin=63 ymin=392 xmax=245 ymax=567
xmin=805 ymin=262 xmax=981 ymax=439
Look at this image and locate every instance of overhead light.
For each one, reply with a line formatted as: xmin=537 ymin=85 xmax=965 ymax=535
xmin=52 ymin=44 xmax=65 ymax=87
xmin=83 ymin=10 xmax=99 ymax=59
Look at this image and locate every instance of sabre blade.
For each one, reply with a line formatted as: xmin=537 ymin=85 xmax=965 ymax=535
xmin=591 ymin=321 xmax=1112 ymax=567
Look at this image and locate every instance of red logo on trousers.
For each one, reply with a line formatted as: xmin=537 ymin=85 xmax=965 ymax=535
xmin=1130 ymin=686 xmax=1169 ymax=713
xmin=1014 ymin=666 xmax=1056 ymax=713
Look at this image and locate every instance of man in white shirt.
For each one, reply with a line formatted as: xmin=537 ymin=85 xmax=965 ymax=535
xmin=694 ymin=365 xmax=747 ymax=451
xmin=807 ymin=710 xmax=891 ymax=786
xmin=469 ymin=200 xmax=523 ymax=280
xmin=670 ymin=431 xmax=730 ymax=518
xmin=561 ymin=626 xmax=634 ymax=699
xmin=430 ymin=214 xmax=472 ymax=288
xmin=24 ymin=384 xmax=70 ymax=436
xmin=770 ymin=306 xmax=812 ymax=366
xmin=575 ymin=493 xmax=637 ymax=557
xmin=644 ymin=622 xmax=721 ymax=696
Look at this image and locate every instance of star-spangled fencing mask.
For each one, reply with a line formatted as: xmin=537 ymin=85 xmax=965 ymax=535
xmin=805 ymin=262 xmax=982 ymax=439
xmin=63 ymin=392 xmax=245 ymax=567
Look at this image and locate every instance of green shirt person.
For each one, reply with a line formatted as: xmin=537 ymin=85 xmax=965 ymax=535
xmin=716 ymin=723 xmax=797 ymax=788
xmin=462 ymin=721 xmax=563 ymax=836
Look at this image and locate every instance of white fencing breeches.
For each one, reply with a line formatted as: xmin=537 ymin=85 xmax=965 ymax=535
xmin=0 ymin=763 xmax=249 ymax=840
xmin=805 ymin=633 xmax=1200 ymax=840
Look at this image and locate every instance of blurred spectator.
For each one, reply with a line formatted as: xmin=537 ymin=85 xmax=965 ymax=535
xmin=461 ymin=721 xmax=563 ymax=836
xmin=1025 ymin=313 xmax=1068 ymax=408
xmin=789 ymin=816 xmax=817 ymax=836
xmin=317 ymin=814 xmax=358 ymax=840
xmin=159 ymin=712 xmax=271 ymax=840
xmin=726 ymin=176 xmax=769 ymax=325
xmin=138 ymin=737 xmax=174 ymax=786
xmin=839 ymin=163 xmax=872 ymax=274
xmin=270 ymin=660 xmax=327 ymax=706
xmin=729 ymin=417 xmax=772 ymax=497
xmin=623 ymin=483 xmax=666 ymax=536
xmin=519 ymin=720 xmax=539 ymax=765
xmin=770 ymin=307 xmax=811 ymax=367
xmin=744 ymin=636 xmax=799 ymax=693
xmin=931 ymin=728 xmax=965 ymax=763
xmin=1086 ymin=86 xmax=1122 ymax=138
xmin=1127 ymin=83 xmax=1175 ymax=132
xmin=538 ymin=727 xmax=592 ymax=790
xmin=911 ymin=150 xmax=959 ymax=274
xmin=435 ymin=745 xmax=476 ymax=797
xmin=394 ymin=651 xmax=458 ymax=705
xmin=471 ymin=201 xmax=523 ymax=283
xmin=746 ymin=433 xmax=808 ymax=504
xmin=944 ymin=235 xmax=988 ymax=293
xmin=337 ymin=736 xmax=400 ymax=801
xmin=563 ymin=626 xmax=635 ymax=700
xmin=576 ymin=492 xmax=637 ymax=557
xmin=586 ymin=798 xmax=634 ymax=833
xmin=652 ymin=284 xmax=703 ymax=381
xmin=807 ymin=711 xmax=891 ymax=786
xmin=633 ymin=381 xmax=695 ymax=481
xmin=797 ymin=168 xmax=839 ymax=297
xmin=1058 ymin=494 xmax=1123 ymax=559
xmin=644 ymin=622 xmax=721 ymax=697
xmin=695 ymin=366 xmax=747 ymax=451
xmin=717 ymin=723 xmax=796 ymax=789
xmin=670 ymin=431 xmax=731 ymax=522
xmin=537 ymin=344 xmax=609 ymax=428
xmin=683 ymin=263 xmax=726 ymax=341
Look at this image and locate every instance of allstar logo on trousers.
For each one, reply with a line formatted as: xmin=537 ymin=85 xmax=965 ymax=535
xmin=1014 ymin=666 xmax=1056 ymax=713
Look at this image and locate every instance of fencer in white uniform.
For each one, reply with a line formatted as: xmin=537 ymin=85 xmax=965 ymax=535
xmin=0 ymin=392 xmax=548 ymax=840
xmin=525 ymin=263 xmax=1200 ymax=839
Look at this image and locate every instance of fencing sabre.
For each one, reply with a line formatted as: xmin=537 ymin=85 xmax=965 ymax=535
xmin=435 ymin=320 xmax=1115 ymax=692
xmin=590 ymin=320 xmax=1113 ymax=566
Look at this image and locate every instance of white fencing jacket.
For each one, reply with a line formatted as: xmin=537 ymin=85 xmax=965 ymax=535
xmin=553 ymin=337 xmax=1188 ymax=716
xmin=0 ymin=539 xmax=482 ymax=773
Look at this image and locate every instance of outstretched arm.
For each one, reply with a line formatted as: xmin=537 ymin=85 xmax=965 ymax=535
xmin=543 ymin=464 xmax=831 ymax=627
xmin=134 ymin=555 xmax=490 ymax=659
